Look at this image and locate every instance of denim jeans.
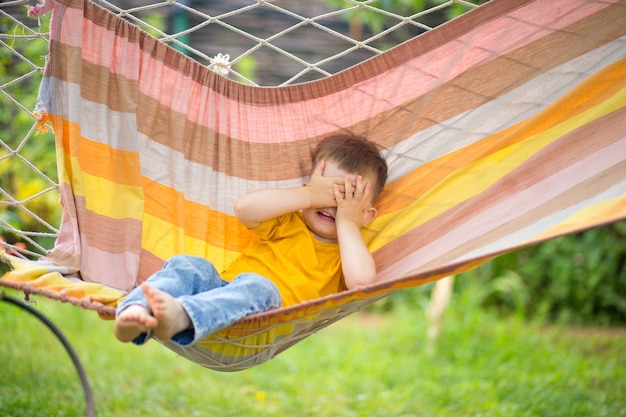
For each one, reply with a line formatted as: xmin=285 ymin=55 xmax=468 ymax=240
xmin=116 ymin=255 xmax=282 ymax=346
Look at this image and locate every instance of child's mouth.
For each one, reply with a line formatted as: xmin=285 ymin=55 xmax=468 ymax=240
xmin=317 ymin=210 xmax=335 ymax=223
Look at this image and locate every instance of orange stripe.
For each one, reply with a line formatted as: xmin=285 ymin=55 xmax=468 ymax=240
xmin=141 ymin=178 xmax=251 ymax=252
xmin=56 ymin=119 xmax=141 ymax=186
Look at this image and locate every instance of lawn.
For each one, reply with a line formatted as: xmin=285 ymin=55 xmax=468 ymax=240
xmin=1 ymin=287 xmax=625 ymax=417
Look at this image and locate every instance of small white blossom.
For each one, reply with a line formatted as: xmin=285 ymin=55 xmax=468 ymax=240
xmin=210 ymin=53 xmax=231 ymax=76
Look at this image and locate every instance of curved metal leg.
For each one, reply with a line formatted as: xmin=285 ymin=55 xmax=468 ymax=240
xmin=0 ymin=291 xmax=96 ymax=417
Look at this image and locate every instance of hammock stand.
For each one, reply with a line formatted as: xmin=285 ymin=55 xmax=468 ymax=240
xmin=1 ymin=0 xmax=626 ymax=375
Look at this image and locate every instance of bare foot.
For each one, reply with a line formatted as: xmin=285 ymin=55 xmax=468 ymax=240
xmin=114 ymin=304 xmax=158 ymax=343
xmin=141 ymin=283 xmax=192 ymax=341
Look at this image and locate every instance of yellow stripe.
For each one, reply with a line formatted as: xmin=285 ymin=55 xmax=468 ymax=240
xmin=83 ymin=171 xmax=143 ymax=220
xmin=141 ymin=212 xmax=242 ymax=271
xmin=57 ymin=155 xmax=144 ymax=220
xmin=84 ymin=174 xmax=144 ymax=220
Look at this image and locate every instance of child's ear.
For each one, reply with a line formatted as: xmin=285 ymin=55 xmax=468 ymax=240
xmin=363 ymin=207 xmax=377 ymax=225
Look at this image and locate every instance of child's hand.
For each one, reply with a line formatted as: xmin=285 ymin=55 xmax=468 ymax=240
xmin=333 ymin=174 xmax=372 ymax=228
xmin=333 ymin=174 xmax=378 ymax=289
xmin=306 ymin=161 xmax=346 ymax=208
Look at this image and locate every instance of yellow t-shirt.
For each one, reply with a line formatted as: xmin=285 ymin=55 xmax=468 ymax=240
xmin=221 ymin=211 xmax=345 ymax=307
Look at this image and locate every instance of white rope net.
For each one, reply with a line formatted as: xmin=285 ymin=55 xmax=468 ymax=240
xmin=0 ymin=0 xmax=486 ymax=259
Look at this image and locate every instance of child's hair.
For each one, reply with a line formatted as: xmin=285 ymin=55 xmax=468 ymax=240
xmin=311 ymin=134 xmax=388 ymax=200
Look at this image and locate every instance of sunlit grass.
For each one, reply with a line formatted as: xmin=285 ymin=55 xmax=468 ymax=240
xmin=1 ymin=287 xmax=625 ymax=417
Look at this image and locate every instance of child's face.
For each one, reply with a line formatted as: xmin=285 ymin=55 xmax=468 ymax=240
xmin=303 ymin=159 xmax=376 ymax=243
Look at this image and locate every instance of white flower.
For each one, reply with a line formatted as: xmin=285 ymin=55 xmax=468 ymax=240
xmin=210 ymin=53 xmax=231 ymax=76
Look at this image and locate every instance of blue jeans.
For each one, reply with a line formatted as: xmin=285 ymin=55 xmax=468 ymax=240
xmin=116 ymin=255 xmax=282 ymax=346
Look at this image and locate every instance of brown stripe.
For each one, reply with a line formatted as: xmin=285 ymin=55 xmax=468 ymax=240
xmin=137 ymin=94 xmax=318 ymax=180
xmin=50 ymin=51 xmax=317 ymax=181
xmin=74 ymin=194 xmax=143 ymax=256
xmin=55 ymin=0 xmax=144 ymax=44
xmin=374 ymin=107 xmax=626 ymax=272
xmin=42 ymin=187 xmax=142 ymax=268
xmin=137 ymin=249 xmax=165 ymax=285
xmin=81 ymin=214 xmax=142 ymax=256
xmin=52 ymin=43 xmax=138 ymax=114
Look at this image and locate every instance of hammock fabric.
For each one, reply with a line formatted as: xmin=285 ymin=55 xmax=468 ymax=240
xmin=2 ymin=0 xmax=626 ymax=371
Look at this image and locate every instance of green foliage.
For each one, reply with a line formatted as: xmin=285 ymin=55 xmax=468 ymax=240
xmin=455 ymin=222 xmax=626 ymax=325
xmin=234 ymin=55 xmax=259 ymax=85
xmin=139 ymin=12 xmax=167 ymax=38
xmin=518 ymin=222 xmax=626 ymax=324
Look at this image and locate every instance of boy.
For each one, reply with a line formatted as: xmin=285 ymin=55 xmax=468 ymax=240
xmin=114 ymin=134 xmax=388 ymax=346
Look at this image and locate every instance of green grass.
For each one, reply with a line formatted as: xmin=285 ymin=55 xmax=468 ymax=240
xmin=1 ymin=288 xmax=625 ymax=417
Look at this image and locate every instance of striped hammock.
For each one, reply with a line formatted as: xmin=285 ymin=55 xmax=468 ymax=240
xmin=1 ymin=0 xmax=625 ymax=371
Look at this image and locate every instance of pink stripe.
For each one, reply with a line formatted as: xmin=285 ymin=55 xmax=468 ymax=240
xmin=58 ymin=0 xmax=616 ymax=143
xmin=376 ymin=135 xmax=626 ymax=281
xmin=60 ymin=7 xmax=142 ymax=80
xmin=51 ymin=209 xmax=81 ymax=259
xmin=79 ymin=239 xmax=140 ymax=291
